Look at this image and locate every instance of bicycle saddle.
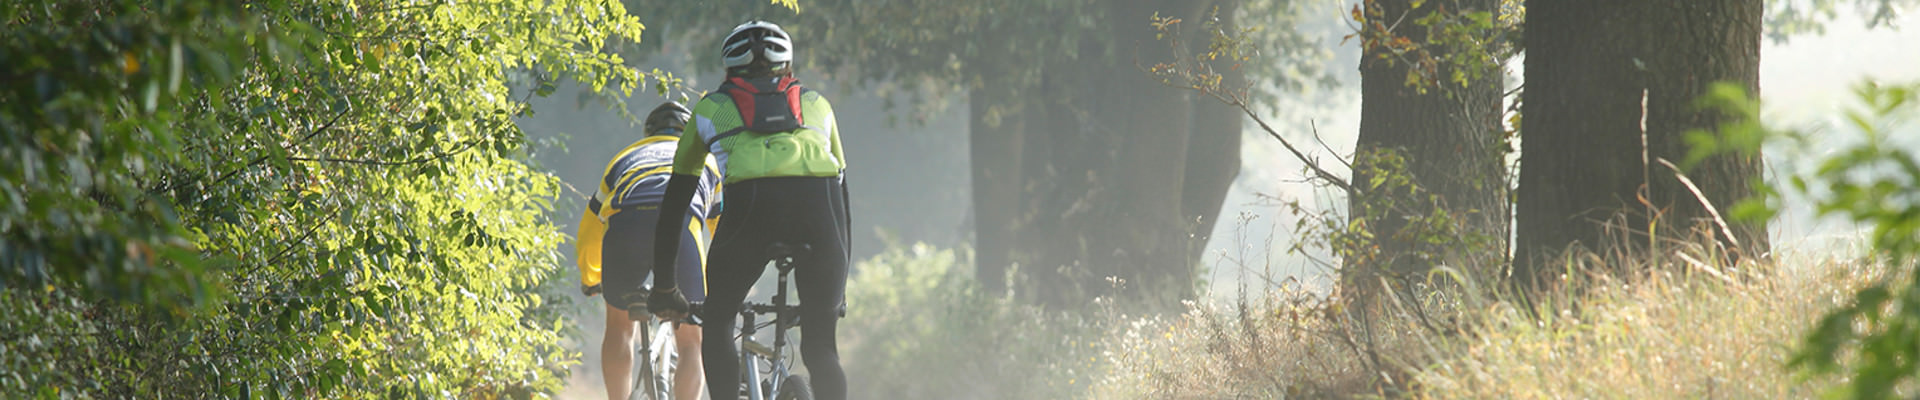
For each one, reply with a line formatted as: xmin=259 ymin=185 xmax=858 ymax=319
xmin=766 ymin=242 xmax=812 ymax=268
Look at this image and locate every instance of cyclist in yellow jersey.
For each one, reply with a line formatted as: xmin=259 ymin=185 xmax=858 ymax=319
xmin=645 ymin=21 xmax=851 ymax=400
xmin=574 ymin=102 xmax=722 ymax=400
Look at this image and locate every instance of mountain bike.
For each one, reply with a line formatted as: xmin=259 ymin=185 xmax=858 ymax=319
xmin=621 ymin=287 xmax=681 ymax=400
xmin=730 ymin=241 xmax=837 ymax=400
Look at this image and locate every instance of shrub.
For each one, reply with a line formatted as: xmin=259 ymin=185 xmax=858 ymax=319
xmin=840 ymin=243 xmax=1109 ymax=400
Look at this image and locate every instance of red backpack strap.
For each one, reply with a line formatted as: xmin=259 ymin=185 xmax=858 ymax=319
xmin=723 ymin=77 xmax=760 ymax=123
xmin=779 ymin=76 xmax=805 ymax=126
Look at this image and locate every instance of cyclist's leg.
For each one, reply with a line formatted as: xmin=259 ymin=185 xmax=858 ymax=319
xmin=671 ymin=214 xmax=709 ymax=400
xmin=700 ymin=182 xmax=773 ymax=400
xmin=699 ymin=244 xmax=769 ymax=400
xmin=670 ymin=322 xmax=702 ymax=399
xmin=603 ymin=304 xmax=639 ymax=400
xmin=792 ymin=177 xmax=850 ymax=400
xmin=603 ymin=210 xmax=659 ymax=400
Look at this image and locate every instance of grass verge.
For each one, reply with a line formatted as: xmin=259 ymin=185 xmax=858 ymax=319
xmin=838 ymin=242 xmax=1875 ymax=399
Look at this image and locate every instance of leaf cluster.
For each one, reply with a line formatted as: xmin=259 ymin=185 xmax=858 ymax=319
xmin=1774 ymin=81 xmax=1920 ymax=399
xmin=621 ymin=0 xmax=1330 ymax=123
xmin=1343 ymin=0 xmax=1519 ymax=95
xmin=2 ymin=0 xmax=648 ymax=397
xmin=1765 ymin=0 xmax=1913 ymax=43
xmin=1690 ymin=80 xmax=1920 ymax=399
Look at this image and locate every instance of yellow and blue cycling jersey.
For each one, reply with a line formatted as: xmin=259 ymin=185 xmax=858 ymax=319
xmin=576 ymin=135 xmax=722 ymax=290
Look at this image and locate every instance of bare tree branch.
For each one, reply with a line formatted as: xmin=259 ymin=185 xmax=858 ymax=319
xmin=1310 ymin=119 xmax=1354 ymax=171
xmin=196 ymin=105 xmax=353 ymax=190
xmin=1213 ymin=89 xmax=1355 ymax=193
xmin=1656 ymin=157 xmax=1744 ymax=252
xmin=288 ymin=141 xmax=480 ymax=167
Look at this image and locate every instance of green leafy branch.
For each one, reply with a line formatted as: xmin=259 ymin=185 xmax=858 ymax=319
xmin=1343 ymin=0 xmax=1519 ymax=94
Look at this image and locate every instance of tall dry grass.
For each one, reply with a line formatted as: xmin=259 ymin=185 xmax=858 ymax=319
xmin=835 ymin=238 xmax=1875 ymax=399
xmin=1087 ymin=241 xmax=1877 ymax=399
xmin=1412 ymin=250 xmax=1868 ymax=399
xmin=1090 ymin=282 xmax=1402 ymax=399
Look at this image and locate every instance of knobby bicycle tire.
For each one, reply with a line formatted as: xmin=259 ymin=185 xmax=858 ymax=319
xmin=774 ymin=374 xmax=812 ymax=400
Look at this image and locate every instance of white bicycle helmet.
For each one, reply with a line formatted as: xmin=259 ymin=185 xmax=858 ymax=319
xmin=722 ymin=21 xmax=793 ymax=69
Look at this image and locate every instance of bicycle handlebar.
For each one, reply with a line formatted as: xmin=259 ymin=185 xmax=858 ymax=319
xmin=740 ymin=301 xmax=847 ymax=318
xmin=624 ymin=295 xmax=701 ymax=325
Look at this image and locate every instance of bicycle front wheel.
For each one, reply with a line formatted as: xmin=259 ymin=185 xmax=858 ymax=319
xmin=630 ymin=319 xmax=677 ymax=400
xmin=647 ymin=320 xmax=677 ymax=399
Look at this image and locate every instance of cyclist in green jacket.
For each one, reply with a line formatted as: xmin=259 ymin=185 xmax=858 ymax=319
xmin=575 ymin=102 xmax=721 ymax=400
xmin=646 ymin=21 xmax=852 ymax=400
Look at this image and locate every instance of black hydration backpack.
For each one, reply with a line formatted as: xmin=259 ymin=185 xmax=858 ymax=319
xmin=705 ymin=76 xmax=818 ymax=146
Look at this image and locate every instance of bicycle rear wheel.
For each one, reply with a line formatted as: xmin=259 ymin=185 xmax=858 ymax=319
xmin=774 ymin=374 xmax=812 ymax=400
xmin=738 ymin=351 xmax=773 ymax=400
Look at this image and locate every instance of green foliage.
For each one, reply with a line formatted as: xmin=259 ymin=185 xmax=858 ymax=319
xmin=624 ymin=0 xmax=1330 ymax=122
xmin=1773 ymin=81 xmax=1920 ymax=399
xmin=2 ymin=0 xmax=264 ymax=307
xmin=1274 ymin=147 xmax=1505 ymax=308
xmin=1345 ymin=0 xmax=1521 ymax=95
xmin=2 ymin=0 xmax=650 ymax=397
xmin=1152 ymin=2 xmax=1506 ymax=322
xmin=1147 ymin=9 xmax=1259 ymax=96
xmin=1765 ymin=0 xmax=1913 ymax=42
xmin=840 ymin=243 xmax=1109 ymax=399
xmin=1683 ymin=83 xmax=1772 ymax=171
xmin=1693 ymin=79 xmax=1920 ymax=398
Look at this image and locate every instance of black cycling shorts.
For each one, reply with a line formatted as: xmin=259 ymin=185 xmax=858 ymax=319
xmin=602 ymin=207 xmax=707 ymax=310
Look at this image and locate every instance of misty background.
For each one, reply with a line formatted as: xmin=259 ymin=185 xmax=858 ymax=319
xmin=512 ymin=2 xmax=1920 ymax=397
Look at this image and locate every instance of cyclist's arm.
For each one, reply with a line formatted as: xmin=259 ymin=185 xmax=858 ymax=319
xmin=650 ymin=177 xmax=696 ymax=291
xmin=652 ymin=130 xmax=714 ymax=291
xmin=817 ymin=96 xmax=852 ymax=252
xmin=576 ymin=196 xmax=608 ymax=294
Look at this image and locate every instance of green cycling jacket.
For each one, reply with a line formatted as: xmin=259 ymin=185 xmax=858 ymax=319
xmin=671 ymin=88 xmax=845 ymax=182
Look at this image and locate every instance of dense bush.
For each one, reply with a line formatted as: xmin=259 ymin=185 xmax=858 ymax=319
xmin=840 ymin=243 xmax=1110 ymax=400
xmin=1 ymin=0 xmax=648 ymax=397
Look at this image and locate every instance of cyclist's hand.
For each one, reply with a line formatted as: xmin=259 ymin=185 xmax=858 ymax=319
xmin=647 ymin=286 xmax=690 ymax=319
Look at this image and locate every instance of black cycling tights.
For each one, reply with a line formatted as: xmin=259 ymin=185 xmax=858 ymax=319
xmin=700 ymin=176 xmax=849 ymax=400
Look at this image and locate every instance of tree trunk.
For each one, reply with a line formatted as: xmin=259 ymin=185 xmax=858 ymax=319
xmin=1639 ymin=1 xmax=1769 ymax=258
xmin=1183 ymin=0 xmax=1246 ymax=267
xmin=1515 ymin=0 xmax=1767 ymax=286
xmin=1351 ymin=0 xmax=1507 ymax=288
xmin=1094 ymin=0 xmax=1199 ymax=305
xmin=1016 ymin=64 xmax=1082 ymax=307
xmin=969 ymin=78 xmax=1025 ymax=296
xmin=1003 ymin=0 xmax=1207 ymax=309
xmin=968 ymin=0 xmax=1242 ymax=309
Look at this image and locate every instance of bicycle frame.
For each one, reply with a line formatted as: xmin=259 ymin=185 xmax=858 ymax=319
xmin=626 ymin=293 xmax=678 ymax=400
xmin=631 ymin=316 xmax=676 ymax=400
xmin=735 ymin=251 xmax=804 ymax=400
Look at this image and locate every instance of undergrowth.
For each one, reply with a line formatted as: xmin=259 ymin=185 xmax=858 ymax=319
xmin=1413 ymin=249 xmax=1867 ymax=399
xmin=839 ymin=243 xmax=1109 ymax=400
xmin=840 ymin=240 xmax=1874 ymax=399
